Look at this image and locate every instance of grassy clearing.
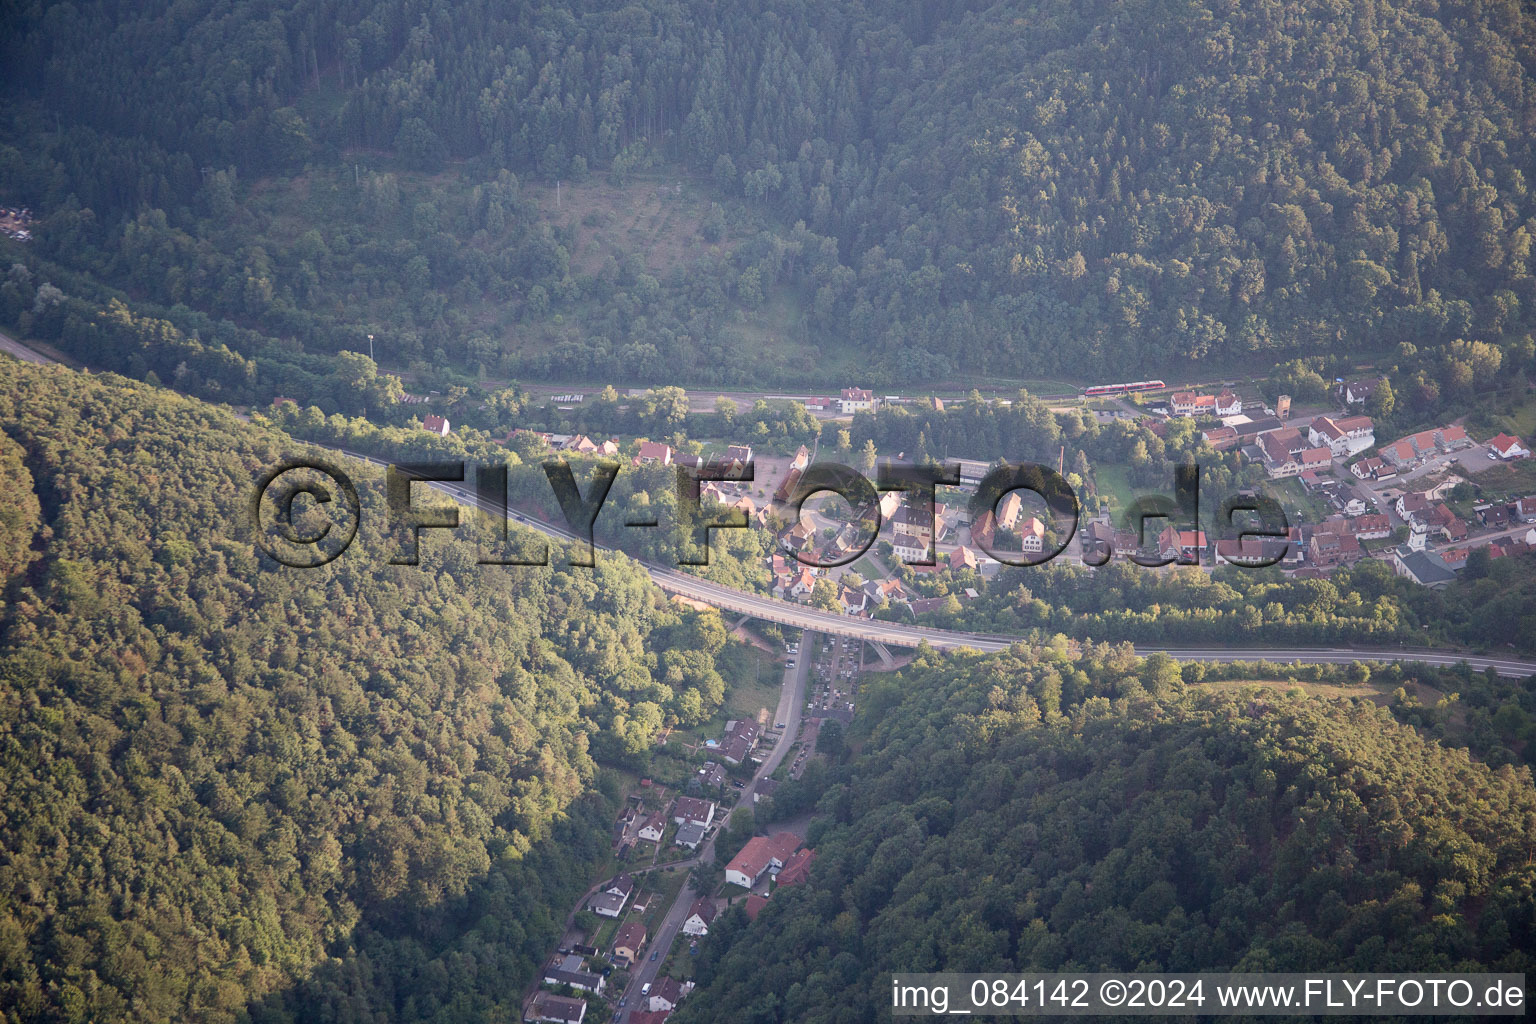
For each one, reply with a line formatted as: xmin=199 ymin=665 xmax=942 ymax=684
xmin=1091 ymin=463 xmax=1138 ymax=519
xmin=1199 ymin=676 xmax=1446 ymax=707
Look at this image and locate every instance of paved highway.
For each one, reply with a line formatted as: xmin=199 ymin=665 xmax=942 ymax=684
xmin=5 ymin=332 xmax=1531 ymax=681
xmin=385 ymin=465 xmax=1536 ymax=679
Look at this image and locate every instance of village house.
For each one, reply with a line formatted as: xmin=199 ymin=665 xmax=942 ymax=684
xmin=526 ymin=991 xmax=587 ymax=1024
xmin=612 ymin=921 xmax=647 ymax=964
xmin=1390 ymin=546 xmax=1457 ymax=588
xmin=542 ymin=954 xmax=605 ymax=995
xmin=862 ymin=577 xmax=910 ymax=608
xmin=671 ymin=796 xmax=715 ymax=828
xmin=775 ymin=848 xmax=817 ymax=887
xmin=1156 ymin=526 xmax=1208 ymax=563
xmin=890 ymin=532 xmax=932 ymax=564
xmin=948 ymin=545 xmax=980 ymax=571
xmin=649 ymin=977 xmax=689 ymax=1013
xmin=1170 ymin=392 xmax=1217 ymax=417
xmin=1488 ymin=433 xmax=1530 ymax=460
xmin=838 ymin=586 xmax=869 ymax=615
xmin=724 ymin=832 xmax=803 ymax=889
xmin=674 ymin=821 xmax=707 ymax=849
xmin=1341 ymin=378 xmax=1383 ymax=405
xmin=1215 ymin=389 xmax=1243 ymax=416
xmin=1350 ymin=456 xmax=1394 ymax=481
xmin=695 ymin=761 xmax=727 ymax=791
xmin=1201 ymin=425 xmax=1239 ymax=450
xmin=1478 ymin=504 xmax=1511 ymax=529
xmin=632 ymin=440 xmax=674 ymax=467
xmin=1307 ymin=526 xmax=1364 ymax=569
xmin=1307 ymin=415 xmax=1376 ymax=457
xmin=682 ymin=898 xmax=717 ymax=937
xmin=717 ymin=720 xmax=759 ymax=766
xmin=421 ymin=414 xmax=450 ymax=436
xmin=1019 ymin=516 xmax=1047 ymax=554
xmin=636 ymin=812 xmax=666 ymax=844
xmin=838 ymin=387 xmax=877 ymax=413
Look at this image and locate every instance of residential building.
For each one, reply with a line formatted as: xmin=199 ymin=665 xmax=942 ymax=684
xmin=649 ymin=977 xmax=687 ymax=1013
xmin=671 ymin=796 xmax=715 ymax=828
xmin=1171 ymin=392 xmax=1217 ymax=417
xmin=636 ymin=812 xmax=665 ymax=843
xmin=612 ymin=921 xmax=647 ymax=964
xmin=421 ymin=414 xmax=450 ymax=436
xmin=752 ymin=777 xmax=780 ymax=804
xmin=838 ymin=586 xmax=869 ymax=615
xmin=695 ymin=761 xmax=727 ymax=790
xmin=1489 ymin=433 xmax=1530 ymax=460
xmin=1341 ymin=378 xmax=1383 ymax=405
xmin=682 ymin=898 xmax=717 ymax=936
xmin=1019 ymin=516 xmax=1046 ymax=554
xmin=1156 ymin=526 xmax=1207 ymax=563
xmin=839 ymin=387 xmax=877 ymax=413
xmin=1307 ymin=527 xmax=1363 ymax=569
xmin=1479 ymin=504 xmax=1511 ymax=529
xmin=1379 ymin=425 xmax=1471 ymax=467
xmin=891 ymin=503 xmax=941 ymax=540
xmin=862 ymin=577 xmax=910 ymax=608
xmin=890 ymin=532 xmax=931 ymax=564
xmin=1307 ymin=415 xmax=1375 ymax=457
xmin=633 ymin=440 xmax=674 ymax=467
xmin=724 ymin=832 xmax=803 ymax=889
xmin=775 ymin=848 xmax=817 ymax=887
xmin=526 ymin=992 xmax=586 ymax=1024
xmin=542 ymin=957 xmax=605 ymax=995
xmin=1351 ymin=456 xmax=1391 ymax=480
xmin=1215 ymin=389 xmax=1242 ymax=416
xmin=995 ymin=491 xmax=1023 ymax=530
xmin=1391 ymin=546 xmax=1457 ymax=588
xmin=1202 ymin=425 xmax=1239 ymax=449
xmin=674 ymin=821 xmax=707 ymax=849
xmin=948 ymin=545 xmax=980 ymax=572
xmin=744 ymin=894 xmax=770 ymax=922
xmin=1515 ymin=497 xmax=1536 ymax=523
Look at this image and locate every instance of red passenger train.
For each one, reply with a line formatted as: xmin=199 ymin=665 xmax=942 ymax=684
xmin=1081 ymin=379 xmax=1166 ymax=397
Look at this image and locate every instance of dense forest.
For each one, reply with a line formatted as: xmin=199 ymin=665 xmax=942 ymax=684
xmin=0 ymin=359 xmax=747 ymax=1022
xmin=2 ymin=0 xmax=1534 ymax=385
xmin=678 ymin=645 xmax=1536 ymax=1022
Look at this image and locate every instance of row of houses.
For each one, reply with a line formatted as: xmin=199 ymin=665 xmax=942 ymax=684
xmin=1170 ymin=389 xmax=1243 ymax=418
xmin=1377 ymin=425 xmax=1470 ymax=467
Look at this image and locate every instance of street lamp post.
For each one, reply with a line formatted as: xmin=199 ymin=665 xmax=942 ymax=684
xmin=367 ymin=334 xmax=375 ymax=363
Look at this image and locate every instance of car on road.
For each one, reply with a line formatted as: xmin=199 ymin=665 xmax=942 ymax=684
xmin=618 ymin=997 xmax=626 ymax=1008
xmin=642 ymin=983 xmax=651 ymax=996
xmin=776 ymin=721 xmax=785 ymax=728
xmin=650 ymin=950 xmax=659 ymax=961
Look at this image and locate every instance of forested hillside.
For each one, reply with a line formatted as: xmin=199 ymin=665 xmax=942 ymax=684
xmin=679 ymin=646 xmax=1536 ymax=1022
xmin=2 ymin=0 xmax=1533 ymax=382
xmin=0 ymin=359 xmax=743 ymax=1022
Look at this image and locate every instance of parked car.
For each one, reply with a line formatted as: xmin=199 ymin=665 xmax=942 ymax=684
xmin=650 ymin=950 xmax=659 ymax=961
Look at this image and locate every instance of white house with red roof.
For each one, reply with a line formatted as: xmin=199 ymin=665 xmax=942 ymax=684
xmin=1488 ymin=433 xmax=1530 ymax=460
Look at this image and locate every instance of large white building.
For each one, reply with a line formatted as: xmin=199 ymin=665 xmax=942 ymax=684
xmin=1307 ymin=415 xmax=1375 ymax=457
